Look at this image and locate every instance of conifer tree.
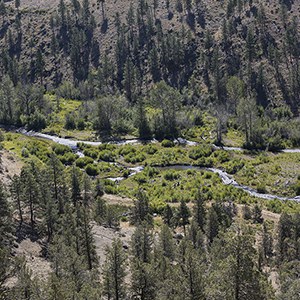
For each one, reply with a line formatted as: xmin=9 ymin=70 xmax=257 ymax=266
xmin=20 ymin=167 xmax=39 ymax=226
xmin=130 ymin=190 xmax=153 ymax=226
xmin=131 ymin=259 xmax=156 ymax=300
xmin=177 ymin=200 xmax=190 ymax=233
xmin=162 ymin=204 xmax=174 ymax=227
xmin=193 ymin=190 xmax=205 ymax=231
xmin=10 ymin=175 xmax=23 ymax=225
xmin=131 ymin=224 xmax=153 ymax=263
xmin=71 ymin=166 xmax=81 ymax=207
xmin=48 ymin=153 xmax=64 ymax=213
xmin=103 ymin=239 xmax=127 ymax=300
xmin=206 ymin=206 xmax=219 ymax=244
xmin=158 ymin=224 xmax=175 ymax=261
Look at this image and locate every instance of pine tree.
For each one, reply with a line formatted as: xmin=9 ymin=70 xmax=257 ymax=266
xmin=94 ymin=197 xmax=107 ymax=224
xmin=188 ymin=220 xmax=205 ymax=251
xmin=15 ymin=0 xmax=20 ymax=11
xmin=136 ymin=98 xmax=152 ymax=139
xmin=82 ymin=173 xmax=92 ymax=207
xmin=0 ymin=1 xmax=6 ymax=25
xmin=10 ymin=258 xmax=35 ymax=299
xmin=48 ymin=153 xmax=64 ymax=213
xmin=0 ymin=76 xmax=16 ymax=124
xmin=206 ymin=206 xmax=219 ymax=244
xmin=277 ymin=213 xmax=293 ymax=263
xmin=94 ymin=178 xmax=104 ymax=198
xmin=193 ymin=190 xmax=205 ymax=231
xmin=149 ymin=44 xmax=161 ymax=82
xmin=77 ymin=207 xmax=98 ymax=270
xmin=162 ymin=204 xmax=174 ymax=227
xmin=158 ymin=224 xmax=175 ymax=261
xmin=103 ymin=239 xmax=127 ymax=300
xmin=20 ymin=167 xmax=39 ymax=226
xmin=42 ymin=189 xmax=58 ymax=242
xmin=0 ymin=246 xmax=11 ymax=297
xmin=0 ymin=182 xmax=11 ymax=296
xmin=71 ymin=166 xmax=81 ymax=207
xmin=207 ymin=226 xmax=271 ymax=299
xmin=10 ymin=175 xmax=23 ymax=225
xmin=35 ymin=48 xmax=45 ymax=84
xmin=131 ymin=224 xmax=153 ymax=263
xmin=252 ymin=205 xmax=263 ymax=224
xmin=243 ymin=204 xmax=252 ymax=220
xmin=177 ymin=200 xmax=190 ymax=233
xmin=181 ymin=244 xmax=206 ymax=300
xmin=262 ymin=223 xmax=273 ymax=261
xmin=131 ymin=258 xmax=156 ymax=300
xmin=130 ymin=190 xmax=153 ymax=225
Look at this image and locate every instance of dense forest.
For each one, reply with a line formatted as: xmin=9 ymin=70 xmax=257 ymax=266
xmin=0 ymin=0 xmax=299 ymax=148
xmin=1 ymin=0 xmax=300 ymax=299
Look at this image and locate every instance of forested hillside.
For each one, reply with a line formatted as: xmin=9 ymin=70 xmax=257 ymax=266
xmin=1 ymin=0 xmax=300 ymax=299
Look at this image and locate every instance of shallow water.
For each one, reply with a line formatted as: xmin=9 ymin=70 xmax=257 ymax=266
xmin=16 ymin=128 xmax=300 ymax=202
xmin=106 ymin=164 xmax=300 ymax=202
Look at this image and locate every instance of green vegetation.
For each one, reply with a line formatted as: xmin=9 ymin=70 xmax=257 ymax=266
xmin=1 ymin=0 xmax=300 ymax=298
xmin=235 ymin=152 xmax=300 ymax=198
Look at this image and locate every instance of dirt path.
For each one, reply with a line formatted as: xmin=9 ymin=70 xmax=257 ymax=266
xmin=102 ymin=194 xmax=133 ymax=206
xmin=92 ymin=221 xmax=134 ymax=266
xmin=0 ymin=150 xmax=23 ymax=185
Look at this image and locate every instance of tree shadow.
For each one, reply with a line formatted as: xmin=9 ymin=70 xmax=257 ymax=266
xmin=101 ymin=18 xmax=108 ymax=34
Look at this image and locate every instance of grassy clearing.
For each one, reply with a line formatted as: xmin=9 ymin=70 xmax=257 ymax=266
xmin=3 ymin=131 xmax=300 ymax=214
xmin=234 ymin=151 xmax=300 ymax=197
xmin=43 ymin=94 xmax=94 ymax=140
xmin=117 ymin=168 xmax=249 ymax=211
xmin=2 ymin=132 xmax=54 ymax=162
xmin=223 ymin=128 xmax=245 ymax=147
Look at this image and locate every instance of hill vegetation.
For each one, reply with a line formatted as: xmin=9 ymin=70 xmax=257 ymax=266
xmin=1 ymin=0 xmax=300 ymax=299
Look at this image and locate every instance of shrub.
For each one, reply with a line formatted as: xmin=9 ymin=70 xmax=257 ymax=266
xmin=99 ymin=162 xmax=112 ymax=172
xmin=83 ymin=148 xmax=99 ymax=159
xmin=56 ymin=81 xmax=80 ymax=99
xmin=0 ymin=130 xmax=4 ymax=142
xmin=98 ymin=144 xmax=116 ymax=151
xmin=119 ymin=145 xmax=136 ymax=156
xmin=134 ymin=173 xmax=147 ymax=184
xmin=257 ymin=183 xmax=267 ymax=194
xmin=144 ymin=145 xmax=158 ymax=155
xmin=27 ymin=111 xmax=47 ymax=130
xmin=85 ymin=164 xmax=99 ymax=176
xmin=21 ymin=147 xmax=29 ymax=158
xmin=53 ymin=144 xmax=71 ymax=155
xmin=194 ymin=113 xmax=203 ymax=126
xmin=120 ymin=216 xmax=128 ymax=222
xmin=77 ymin=118 xmax=85 ymax=130
xmin=124 ymin=153 xmax=146 ymax=164
xmin=144 ymin=166 xmax=159 ymax=177
xmin=161 ymin=139 xmax=174 ymax=148
xmin=123 ymin=169 xmax=131 ymax=178
xmin=104 ymin=185 xmax=118 ymax=194
xmin=294 ymin=181 xmax=300 ymax=196
xmin=196 ymin=157 xmax=213 ymax=167
xmin=76 ymin=157 xmax=94 ymax=168
xmin=65 ymin=113 xmax=76 ymax=130
xmin=59 ymin=152 xmax=77 ymax=165
xmin=223 ymin=159 xmax=244 ymax=174
xmin=189 ymin=145 xmax=213 ymax=160
xmin=268 ymin=135 xmax=284 ymax=152
xmin=164 ymin=170 xmax=180 ymax=181
xmin=213 ymin=150 xmax=230 ymax=163
xmin=99 ymin=150 xmax=116 ymax=162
